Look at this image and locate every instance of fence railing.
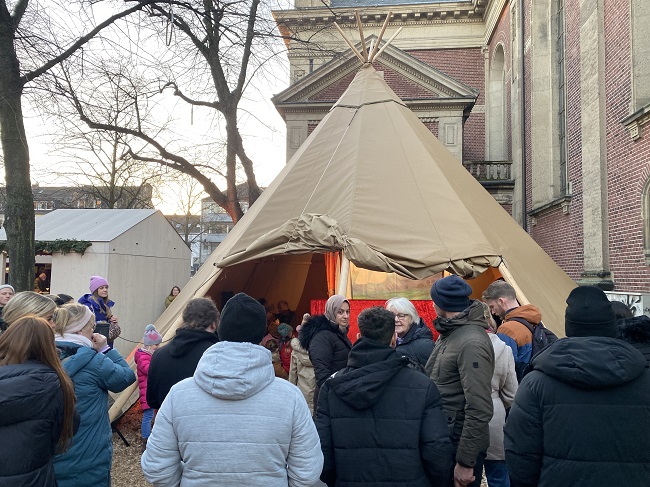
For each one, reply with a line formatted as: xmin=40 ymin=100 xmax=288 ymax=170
xmin=463 ymin=161 xmax=512 ymax=181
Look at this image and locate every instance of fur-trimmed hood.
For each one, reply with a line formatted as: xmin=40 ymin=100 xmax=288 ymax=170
xmin=298 ymin=314 xmax=337 ymax=350
xmin=618 ymin=315 xmax=650 ymax=365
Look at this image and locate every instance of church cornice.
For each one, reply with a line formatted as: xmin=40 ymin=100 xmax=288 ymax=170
xmin=273 ymin=36 xmax=478 ymax=111
xmin=273 ymin=0 xmax=488 ymax=33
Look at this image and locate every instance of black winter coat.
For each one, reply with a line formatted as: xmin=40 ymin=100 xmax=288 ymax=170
xmin=316 ymin=338 xmax=454 ymax=487
xmin=0 ymin=361 xmax=66 ymax=487
xmin=299 ymin=314 xmax=352 ymax=389
xmin=504 ymin=336 xmax=650 ymax=487
xmin=146 ymin=328 xmax=219 ymax=409
xmin=396 ymin=319 xmax=435 ymax=367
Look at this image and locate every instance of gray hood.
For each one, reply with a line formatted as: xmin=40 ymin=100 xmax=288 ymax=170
xmin=194 ymin=341 xmax=275 ymax=400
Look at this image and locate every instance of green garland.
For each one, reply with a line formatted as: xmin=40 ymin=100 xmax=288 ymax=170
xmin=0 ymin=239 xmax=92 ymax=256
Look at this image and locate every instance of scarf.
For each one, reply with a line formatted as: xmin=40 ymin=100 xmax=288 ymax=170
xmin=54 ymin=333 xmax=93 ymax=349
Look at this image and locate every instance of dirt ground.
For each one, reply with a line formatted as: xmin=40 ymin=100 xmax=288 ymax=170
xmin=111 ymin=404 xmax=151 ymax=487
xmin=111 ymin=403 xmax=487 ymax=487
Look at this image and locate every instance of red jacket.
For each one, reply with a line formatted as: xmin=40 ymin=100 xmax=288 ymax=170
xmin=135 ymin=349 xmax=153 ymax=410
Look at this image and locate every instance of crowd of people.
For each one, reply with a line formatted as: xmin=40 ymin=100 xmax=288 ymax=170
xmin=1 ymin=272 xmax=650 ymax=486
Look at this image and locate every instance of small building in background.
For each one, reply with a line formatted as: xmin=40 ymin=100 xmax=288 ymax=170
xmin=0 ymin=209 xmax=190 ymax=357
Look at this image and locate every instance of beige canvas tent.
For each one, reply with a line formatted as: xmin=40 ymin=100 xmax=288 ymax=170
xmin=109 ymin=63 xmax=576 ymax=420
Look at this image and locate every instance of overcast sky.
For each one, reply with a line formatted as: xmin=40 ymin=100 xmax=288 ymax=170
xmin=17 ymin=2 xmax=292 ymax=216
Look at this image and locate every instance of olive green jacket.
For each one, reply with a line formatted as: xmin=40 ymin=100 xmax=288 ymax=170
xmin=425 ymin=300 xmax=495 ymax=468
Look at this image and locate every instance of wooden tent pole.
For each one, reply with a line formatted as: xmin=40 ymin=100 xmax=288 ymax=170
xmin=355 ymin=10 xmax=368 ymax=62
xmin=498 ymin=261 xmax=530 ymax=305
xmin=374 ymin=27 xmax=403 ymax=60
xmin=369 ymin=12 xmax=392 ymax=62
xmin=337 ymin=252 xmax=350 ymax=296
xmin=333 ymin=22 xmax=365 ymax=63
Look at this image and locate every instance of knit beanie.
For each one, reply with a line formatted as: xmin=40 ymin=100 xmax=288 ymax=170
xmin=89 ymin=276 xmax=109 ymax=294
xmin=430 ymin=275 xmax=472 ymax=312
xmin=218 ymin=293 xmax=267 ymax=344
xmin=565 ymin=286 xmax=618 ymax=338
xmin=0 ymin=284 xmax=14 ymax=293
xmin=143 ymin=324 xmax=163 ymax=346
xmin=277 ymin=323 xmax=293 ymax=339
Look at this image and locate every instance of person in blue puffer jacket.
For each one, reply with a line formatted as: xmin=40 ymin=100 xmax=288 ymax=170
xmin=53 ymin=303 xmax=135 ymax=487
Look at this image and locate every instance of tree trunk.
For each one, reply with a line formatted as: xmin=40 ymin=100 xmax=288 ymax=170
xmin=224 ymin=106 xmax=245 ymax=223
xmin=0 ymin=16 xmax=34 ymax=291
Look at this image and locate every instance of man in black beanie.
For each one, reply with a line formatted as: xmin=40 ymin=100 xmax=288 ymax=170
xmin=142 ymin=292 xmax=323 ymax=486
xmin=425 ymin=275 xmax=495 ymax=487
xmin=505 ymin=286 xmax=650 ymax=487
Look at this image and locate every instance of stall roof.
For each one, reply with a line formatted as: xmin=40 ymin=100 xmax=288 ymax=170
xmin=0 ymin=209 xmax=158 ymax=242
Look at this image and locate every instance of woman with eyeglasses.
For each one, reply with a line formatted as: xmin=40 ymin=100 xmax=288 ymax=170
xmin=52 ymin=303 xmax=136 ymax=487
xmin=385 ymin=297 xmax=435 ymax=367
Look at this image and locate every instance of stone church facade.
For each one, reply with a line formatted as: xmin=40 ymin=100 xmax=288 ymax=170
xmin=273 ymin=0 xmax=650 ymax=295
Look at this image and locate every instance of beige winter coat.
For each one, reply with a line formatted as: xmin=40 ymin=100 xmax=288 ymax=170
xmin=289 ymin=337 xmax=316 ymax=413
xmin=487 ymin=333 xmax=518 ymax=460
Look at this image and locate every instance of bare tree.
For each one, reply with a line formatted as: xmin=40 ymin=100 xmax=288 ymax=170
xmin=166 ymin=174 xmax=204 ymax=244
xmin=60 ymin=0 xmax=292 ymax=223
xmin=0 ymin=0 xmax=155 ymax=290
xmin=44 ymin=59 xmax=166 ymax=209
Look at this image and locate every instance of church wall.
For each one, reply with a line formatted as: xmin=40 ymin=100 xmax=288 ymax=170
xmin=408 ymin=48 xmax=485 ymax=161
xmin=602 ymin=0 xmax=650 ymax=292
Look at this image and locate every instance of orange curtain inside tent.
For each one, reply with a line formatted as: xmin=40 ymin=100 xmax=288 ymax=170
xmin=325 ymin=252 xmax=339 ymax=297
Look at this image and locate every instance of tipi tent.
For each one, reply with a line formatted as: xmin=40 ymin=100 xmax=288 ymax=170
xmin=109 ymin=62 xmax=576 ymax=420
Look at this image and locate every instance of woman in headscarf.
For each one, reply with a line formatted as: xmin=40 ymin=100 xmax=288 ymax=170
xmin=52 ymin=303 xmax=135 ymax=487
xmin=298 ymin=295 xmax=352 ymax=407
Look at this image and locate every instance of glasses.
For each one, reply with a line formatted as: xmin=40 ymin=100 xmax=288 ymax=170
xmin=394 ymin=313 xmax=408 ymax=321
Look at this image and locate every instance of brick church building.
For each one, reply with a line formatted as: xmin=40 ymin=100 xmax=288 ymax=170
xmin=272 ymin=0 xmax=650 ymax=301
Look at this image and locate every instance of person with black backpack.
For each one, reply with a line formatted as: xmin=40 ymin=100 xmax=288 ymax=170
xmin=482 ymin=280 xmax=557 ymax=382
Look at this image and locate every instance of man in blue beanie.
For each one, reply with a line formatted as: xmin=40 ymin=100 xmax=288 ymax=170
xmin=425 ymin=275 xmax=495 ymax=487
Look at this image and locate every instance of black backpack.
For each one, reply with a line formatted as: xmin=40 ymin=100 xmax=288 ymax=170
xmin=508 ymin=317 xmax=559 ymax=381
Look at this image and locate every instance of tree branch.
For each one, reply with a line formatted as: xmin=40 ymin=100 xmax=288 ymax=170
xmin=21 ymin=1 xmax=156 ymax=85
xmin=234 ymin=0 xmax=260 ymax=100
xmin=161 ymin=81 xmax=223 ymax=110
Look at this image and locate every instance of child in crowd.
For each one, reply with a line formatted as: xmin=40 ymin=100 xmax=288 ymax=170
xmin=264 ymin=340 xmax=289 ymax=380
xmin=135 ymin=324 xmax=163 ymax=451
xmin=277 ymin=323 xmax=294 ymax=374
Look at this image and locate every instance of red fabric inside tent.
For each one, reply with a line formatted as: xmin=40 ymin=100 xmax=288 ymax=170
xmin=311 ymin=299 xmax=438 ymax=344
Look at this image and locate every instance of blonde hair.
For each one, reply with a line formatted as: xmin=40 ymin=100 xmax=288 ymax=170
xmin=2 ymin=291 xmax=57 ymax=326
xmin=53 ymin=303 xmax=95 ymax=336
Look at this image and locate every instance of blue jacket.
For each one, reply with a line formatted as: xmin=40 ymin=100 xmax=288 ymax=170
xmin=53 ymin=342 xmax=135 ymax=487
xmin=78 ymin=294 xmax=115 ymax=323
xmin=0 ymin=361 xmax=66 ymax=487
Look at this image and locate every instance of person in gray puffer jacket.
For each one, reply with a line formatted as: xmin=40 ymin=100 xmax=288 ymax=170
xmin=141 ymin=293 xmax=323 ymax=487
